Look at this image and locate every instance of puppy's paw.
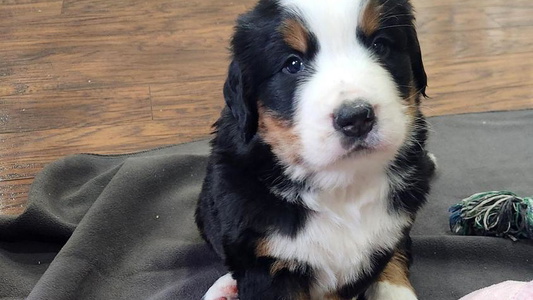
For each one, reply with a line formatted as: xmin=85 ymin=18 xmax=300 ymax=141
xmin=203 ymin=273 xmax=239 ymax=300
xmin=365 ymin=281 xmax=418 ymax=300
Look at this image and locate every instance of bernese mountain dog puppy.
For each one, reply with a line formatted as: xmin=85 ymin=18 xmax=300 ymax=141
xmin=196 ymin=0 xmax=435 ymax=299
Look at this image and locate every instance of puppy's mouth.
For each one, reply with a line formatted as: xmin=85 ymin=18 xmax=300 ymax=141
xmin=341 ymin=143 xmax=374 ymax=160
xmin=335 ymin=125 xmax=399 ymax=165
xmin=340 ymin=126 xmax=382 ymax=152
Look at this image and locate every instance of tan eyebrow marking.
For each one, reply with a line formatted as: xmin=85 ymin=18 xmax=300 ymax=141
xmin=280 ymin=18 xmax=310 ymax=53
xmin=360 ymin=0 xmax=384 ymax=36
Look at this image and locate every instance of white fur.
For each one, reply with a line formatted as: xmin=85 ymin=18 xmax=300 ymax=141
xmin=265 ymin=175 xmax=412 ymax=299
xmin=203 ymin=273 xmax=238 ymax=300
xmin=366 ymin=281 xmax=418 ymax=300
xmin=261 ymin=2 xmax=414 ymax=298
xmin=278 ymin=0 xmax=409 ymax=182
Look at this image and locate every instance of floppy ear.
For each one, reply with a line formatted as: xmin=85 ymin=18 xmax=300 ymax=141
xmin=223 ymin=60 xmax=258 ymax=142
xmin=408 ymin=28 xmax=428 ymax=98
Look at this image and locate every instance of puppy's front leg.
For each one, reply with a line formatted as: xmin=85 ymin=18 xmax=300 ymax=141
xmin=365 ymin=252 xmax=418 ymax=300
xmin=233 ymin=260 xmax=311 ymax=300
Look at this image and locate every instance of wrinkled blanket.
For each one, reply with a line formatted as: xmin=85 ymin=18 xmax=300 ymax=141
xmin=1 ymin=110 xmax=532 ymax=300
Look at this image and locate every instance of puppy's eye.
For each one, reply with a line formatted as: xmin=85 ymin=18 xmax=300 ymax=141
xmin=282 ymin=56 xmax=304 ymax=74
xmin=372 ymin=38 xmax=391 ymax=57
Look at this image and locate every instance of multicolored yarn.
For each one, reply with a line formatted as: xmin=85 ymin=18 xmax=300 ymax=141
xmin=449 ymin=191 xmax=533 ymax=241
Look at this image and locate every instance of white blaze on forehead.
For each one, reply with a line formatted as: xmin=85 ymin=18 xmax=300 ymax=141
xmin=279 ymin=0 xmax=365 ymax=52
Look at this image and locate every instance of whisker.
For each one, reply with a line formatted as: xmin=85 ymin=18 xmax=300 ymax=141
xmin=379 ymin=24 xmax=415 ymax=30
xmin=380 ymin=14 xmax=413 ymax=23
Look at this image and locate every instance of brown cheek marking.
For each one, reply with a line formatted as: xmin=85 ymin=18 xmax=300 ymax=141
xmin=258 ymin=105 xmax=303 ymax=166
xmin=280 ymin=18 xmax=309 ymax=53
xmin=377 ymin=251 xmax=414 ymax=291
xmin=360 ymin=0 xmax=383 ymax=36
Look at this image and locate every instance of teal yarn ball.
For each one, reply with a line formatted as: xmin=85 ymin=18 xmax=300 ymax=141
xmin=449 ymin=191 xmax=533 ymax=241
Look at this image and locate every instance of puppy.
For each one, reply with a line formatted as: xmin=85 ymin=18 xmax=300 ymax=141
xmin=196 ymin=0 xmax=435 ymax=299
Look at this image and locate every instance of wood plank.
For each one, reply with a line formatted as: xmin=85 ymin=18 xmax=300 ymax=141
xmin=425 ymin=52 xmax=533 ymax=95
xmin=0 ymin=44 xmax=230 ymax=95
xmin=420 ymin=26 xmax=533 ymax=62
xmin=1 ymin=119 xmax=212 ymax=181
xmin=412 ymin=0 xmax=533 ymax=34
xmin=423 ymin=52 xmax=533 ymax=116
xmin=423 ymin=84 xmax=533 ymax=117
xmin=0 ymin=179 xmax=33 ymax=216
xmin=0 ymin=1 xmax=63 ymax=24
xmin=412 ymin=0 xmax=533 ymax=10
xmin=415 ymin=6 xmax=502 ymax=34
xmin=1 ymin=86 xmax=152 ymax=133
xmin=150 ymin=80 xmax=225 ymax=122
xmin=60 ymin=0 xmax=254 ymax=17
xmin=487 ymin=6 xmax=533 ymax=28
xmin=0 ymin=0 xmax=246 ymax=106
xmin=0 ymin=0 xmax=60 ymax=4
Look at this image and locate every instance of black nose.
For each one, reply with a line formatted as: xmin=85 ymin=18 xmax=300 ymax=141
xmin=333 ymin=100 xmax=376 ymax=138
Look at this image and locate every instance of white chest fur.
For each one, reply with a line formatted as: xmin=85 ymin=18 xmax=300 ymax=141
xmin=265 ymin=174 xmax=410 ymax=298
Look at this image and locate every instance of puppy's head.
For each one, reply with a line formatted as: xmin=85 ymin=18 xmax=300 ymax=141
xmin=224 ymin=0 xmax=427 ymax=185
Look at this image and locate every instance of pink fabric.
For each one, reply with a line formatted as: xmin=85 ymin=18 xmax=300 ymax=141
xmin=460 ymin=281 xmax=533 ymax=300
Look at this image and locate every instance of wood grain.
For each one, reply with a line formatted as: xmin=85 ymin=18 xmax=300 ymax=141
xmin=0 ymin=179 xmax=33 ymax=215
xmin=151 ymin=81 xmax=225 ymax=121
xmin=415 ymin=6 xmax=502 ymax=34
xmin=1 ymin=0 xmax=532 ymax=215
xmin=1 ymin=86 xmax=152 ymax=132
xmin=423 ymin=52 xmax=533 ymax=116
xmin=0 ymin=1 xmax=63 ymax=23
xmin=1 ymin=119 xmax=210 ymax=183
xmin=423 ymin=83 xmax=533 ymax=117
xmin=420 ymin=26 xmax=533 ymax=62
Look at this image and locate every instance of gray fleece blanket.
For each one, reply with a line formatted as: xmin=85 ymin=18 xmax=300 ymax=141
xmin=1 ymin=110 xmax=532 ymax=300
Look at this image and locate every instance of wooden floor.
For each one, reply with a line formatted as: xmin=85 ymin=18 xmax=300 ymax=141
xmin=1 ymin=0 xmax=532 ymax=215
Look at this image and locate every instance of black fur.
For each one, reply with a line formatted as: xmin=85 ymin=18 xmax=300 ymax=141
xmin=196 ymin=0 xmax=433 ymax=299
